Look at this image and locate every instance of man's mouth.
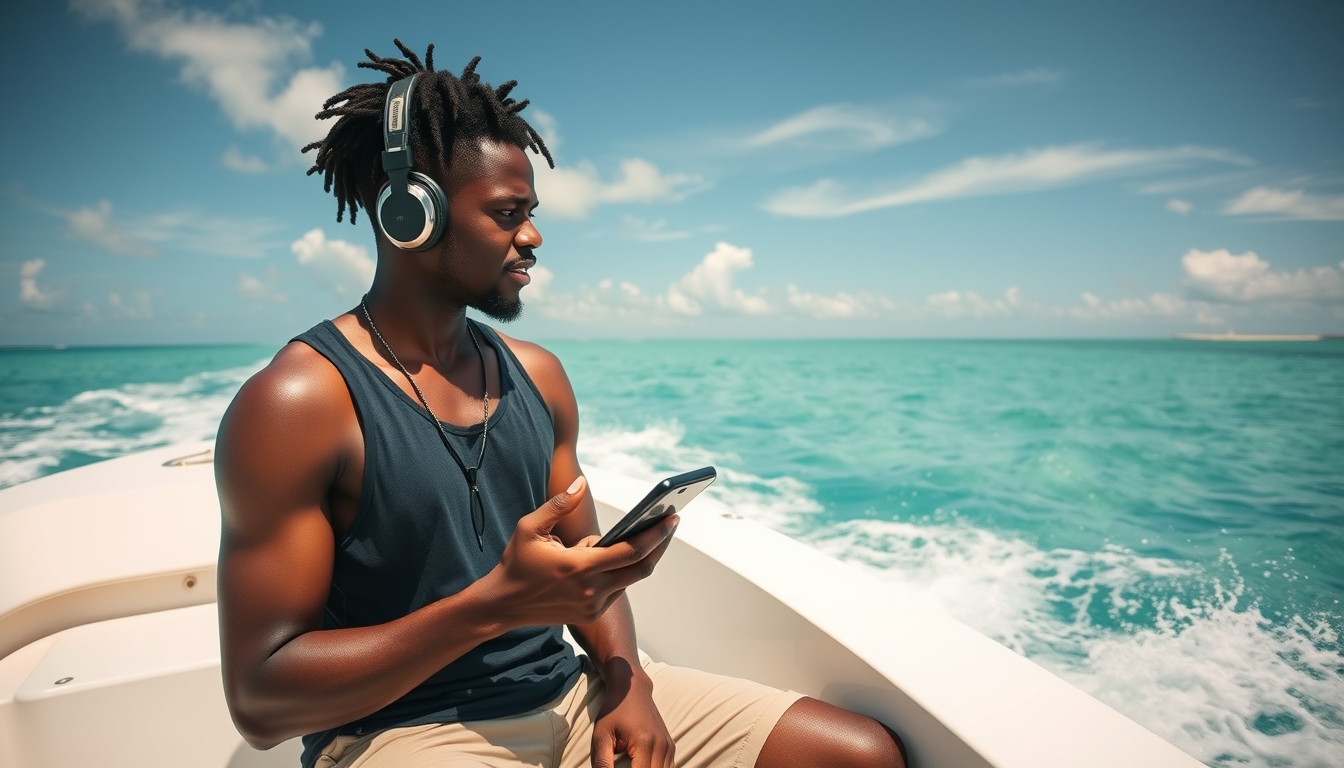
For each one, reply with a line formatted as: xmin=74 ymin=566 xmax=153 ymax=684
xmin=505 ymin=258 xmax=534 ymax=286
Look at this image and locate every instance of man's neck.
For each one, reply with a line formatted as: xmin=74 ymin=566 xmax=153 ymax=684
xmin=361 ymin=278 xmax=475 ymax=368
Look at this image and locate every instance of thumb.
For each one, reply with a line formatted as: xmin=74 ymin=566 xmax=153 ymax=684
xmin=591 ymin=725 xmax=617 ymax=768
xmin=530 ymin=475 xmax=586 ymax=534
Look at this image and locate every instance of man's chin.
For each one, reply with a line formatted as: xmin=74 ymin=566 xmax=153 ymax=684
xmin=475 ymin=289 xmax=523 ymax=323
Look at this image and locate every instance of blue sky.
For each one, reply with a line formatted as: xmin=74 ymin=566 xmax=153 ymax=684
xmin=1 ymin=0 xmax=1341 ymax=344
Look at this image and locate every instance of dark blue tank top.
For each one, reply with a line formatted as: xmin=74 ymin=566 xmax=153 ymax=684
xmin=293 ymin=319 xmax=581 ymax=767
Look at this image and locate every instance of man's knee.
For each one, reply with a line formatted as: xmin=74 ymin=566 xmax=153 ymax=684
xmin=758 ymin=698 xmax=905 ymax=768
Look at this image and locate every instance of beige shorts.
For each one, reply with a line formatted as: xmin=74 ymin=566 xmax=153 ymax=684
xmin=315 ymin=658 xmax=803 ymax=768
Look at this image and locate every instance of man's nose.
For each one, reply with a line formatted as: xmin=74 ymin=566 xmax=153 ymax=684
xmin=516 ymin=219 xmax=542 ymax=249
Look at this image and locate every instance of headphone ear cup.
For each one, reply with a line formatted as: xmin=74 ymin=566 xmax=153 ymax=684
xmin=376 ymin=171 xmax=448 ymax=251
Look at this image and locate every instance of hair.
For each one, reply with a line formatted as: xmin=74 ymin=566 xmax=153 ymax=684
xmin=302 ymin=39 xmax=554 ymax=226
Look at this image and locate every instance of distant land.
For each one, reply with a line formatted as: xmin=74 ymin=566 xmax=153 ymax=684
xmin=1176 ymin=333 xmax=1344 ymax=342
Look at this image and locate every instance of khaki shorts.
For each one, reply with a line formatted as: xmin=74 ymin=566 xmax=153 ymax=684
xmin=315 ymin=658 xmax=803 ymax=768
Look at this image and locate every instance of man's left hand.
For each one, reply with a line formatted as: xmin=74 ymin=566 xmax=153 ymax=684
xmin=591 ymin=659 xmax=674 ymax=768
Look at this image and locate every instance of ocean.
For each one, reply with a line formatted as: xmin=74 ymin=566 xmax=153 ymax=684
xmin=2 ymin=338 xmax=1341 ymax=767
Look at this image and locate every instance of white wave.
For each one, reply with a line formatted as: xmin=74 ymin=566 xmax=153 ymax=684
xmin=577 ymin=420 xmax=822 ymax=527
xmin=0 ymin=362 xmax=265 ymax=489
xmin=580 ymin=422 xmax=1344 ymax=767
xmin=811 ymin=520 xmax=1344 ymax=767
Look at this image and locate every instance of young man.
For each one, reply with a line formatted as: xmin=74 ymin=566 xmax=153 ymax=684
xmin=216 ymin=41 xmax=905 ymax=768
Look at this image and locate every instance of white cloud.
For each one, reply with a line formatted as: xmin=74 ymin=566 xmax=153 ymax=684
xmin=73 ymin=0 xmax=342 ymax=152
xmin=134 ymin=210 xmax=281 ymax=259
xmin=621 ymin=215 xmax=692 ymax=242
xmin=64 ymin=200 xmax=160 ymax=258
xmin=528 ymin=109 xmax=561 ymax=153
xmin=1223 ymin=187 xmax=1344 ymax=221
xmin=970 ymin=67 xmax=1066 ymax=88
xmin=1166 ymin=198 xmax=1193 ymax=215
xmin=1068 ymin=291 xmax=1189 ymax=320
xmin=236 ymin=267 xmax=287 ymax=303
xmin=19 ymin=259 xmax=60 ymax=310
xmin=107 ymin=290 xmax=154 ymax=318
xmin=763 ymin=143 xmax=1249 ymax=218
xmin=1181 ymin=249 xmax=1344 ymax=302
xmin=534 ymin=157 xmax=704 ymax=219
xmin=924 ymin=287 xmax=1023 ymax=318
xmin=787 ymin=285 xmax=893 ymax=319
xmin=746 ymin=104 xmax=940 ymax=151
xmin=221 ymin=145 xmax=269 ymax=174
xmin=666 ymin=242 xmax=770 ymax=316
xmin=291 ymin=228 xmax=375 ymax=296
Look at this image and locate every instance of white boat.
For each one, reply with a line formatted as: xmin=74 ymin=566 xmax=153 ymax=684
xmin=0 ymin=442 xmax=1203 ymax=767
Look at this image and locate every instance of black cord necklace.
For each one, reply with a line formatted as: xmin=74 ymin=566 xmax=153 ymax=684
xmin=360 ymin=296 xmax=490 ymax=551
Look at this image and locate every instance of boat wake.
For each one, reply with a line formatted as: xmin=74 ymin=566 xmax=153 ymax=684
xmin=0 ymin=361 xmax=265 ymax=490
xmin=576 ymin=421 xmax=1344 ymax=768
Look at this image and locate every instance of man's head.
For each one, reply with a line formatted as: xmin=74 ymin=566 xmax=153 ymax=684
xmin=303 ymin=41 xmax=551 ymax=321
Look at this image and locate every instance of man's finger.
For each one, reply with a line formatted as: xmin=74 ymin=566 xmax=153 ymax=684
xmin=591 ymin=729 xmax=617 ymax=768
xmin=581 ymin=514 xmax=678 ymax=573
xmin=595 ymin=525 xmax=677 ymax=592
xmin=523 ymin=475 xmax=586 ymax=535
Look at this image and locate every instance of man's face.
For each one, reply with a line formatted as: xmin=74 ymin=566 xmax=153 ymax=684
xmin=435 ymin=140 xmax=542 ymax=322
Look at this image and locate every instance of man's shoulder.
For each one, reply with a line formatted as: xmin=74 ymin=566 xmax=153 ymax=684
xmin=225 ymin=335 xmax=353 ymax=431
xmin=489 ymin=327 xmax=566 ymax=382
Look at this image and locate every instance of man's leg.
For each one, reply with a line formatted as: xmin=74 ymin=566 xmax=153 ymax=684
xmin=755 ymin=698 xmax=906 ymax=768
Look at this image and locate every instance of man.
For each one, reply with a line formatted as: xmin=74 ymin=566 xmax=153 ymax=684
xmin=216 ymin=41 xmax=906 ymax=768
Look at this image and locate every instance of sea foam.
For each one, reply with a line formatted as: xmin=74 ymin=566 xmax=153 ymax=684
xmin=577 ymin=421 xmax=1344 ymax=768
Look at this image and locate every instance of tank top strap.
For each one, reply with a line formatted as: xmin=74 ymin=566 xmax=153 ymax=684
xmin=290 ymin=320 xmax=397 ymax=407
xmin=470 ymin=319 xmax=553 ymax=423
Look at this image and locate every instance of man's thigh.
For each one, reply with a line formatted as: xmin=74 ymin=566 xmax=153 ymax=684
xmin=313 ymin=710 xmax=563 ymax=768
xmin=557 ymin=660 xmax=803 ymax=768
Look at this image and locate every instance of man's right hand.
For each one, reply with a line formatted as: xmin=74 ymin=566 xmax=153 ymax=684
xmin=486 ymin=476 xmax=678 ymax=628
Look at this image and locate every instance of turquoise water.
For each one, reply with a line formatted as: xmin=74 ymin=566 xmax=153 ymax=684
xmin=2 ymin=339 xmax=1342 ymax=766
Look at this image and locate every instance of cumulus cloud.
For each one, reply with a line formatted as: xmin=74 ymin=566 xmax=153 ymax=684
xmin=787 ymin=286 xmax=894 ymax=319
xmin=63 ymin=200 xmax=160 ymax=257
xmin=763 ymin=143 xmax=1249 ymax=218
xmin=1166 ymin=198 xmax=1193 ymax=215
xmin=19 ymin=259 xmax=61 ymax=310
xmin=221 ymin=145 xmax=269 ymax=174
xmin=534 ymin=157 xmax=703 ymax=219
xmin=969 ymin=67 xmax=1066 ymax=88
xmin=236 ymin=267 xmax=287 ymax=303
xmin=1223 ymin=187 xmax=1344 ymax=221
xmin=1181 ymin=249 xmax=1344 ymax=302
xmin=666 ymin=242 xmax=770 ymax=316
xmin=745 ymin=104 xmax=940 ymax=151
xmin=291 ymin=228 xmax=375 ymax=296
xmin=106 ymin=290 xmax=154 ymax=318
xmin=73 ymin=0 xmax=342 ymax=152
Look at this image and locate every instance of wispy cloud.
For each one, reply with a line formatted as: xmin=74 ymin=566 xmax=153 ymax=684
xmin=221 ymin=145 xmax=269 ymax=174
xmin=19 ymin=259 xmax=61 ymax=310
xmin=621 ymin=215 xmax=693 ymax=242
xmin=291 ymin=228 xmax=375 ymax=296
xmin=763 ymin=143 xmax=1250 ymax=218
xmin=1166 ymin=198 xmax=1193 ymax=215
xmin=533 ymin=157 xmax=705 ymax=219
xmin=64 ymin=200 xmax=160 ymax=258
xmin=1223 ymin=187 xmax=1344 ymax=221
xmin=1182 ymin=249 xmax=1344 ymax=302
xmin=969 ymin=67 xmax=1066 ymax=88
xmin=74 ymin=0 xmax=342 ymax=153
xmin=745 ymin=104 xmax=941 ymax=152
xmin=237 ymin=267 xmax=287 ymax=303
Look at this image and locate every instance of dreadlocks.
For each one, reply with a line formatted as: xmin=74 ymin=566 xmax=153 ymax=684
xmin=302 ymin=39 xmax=554 ymax=226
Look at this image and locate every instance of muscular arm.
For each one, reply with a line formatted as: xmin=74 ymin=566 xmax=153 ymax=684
xmin=217 ymin=343 xmax=671 ymax=749
xmin=216 ymin=344 xmax=509 ymax=748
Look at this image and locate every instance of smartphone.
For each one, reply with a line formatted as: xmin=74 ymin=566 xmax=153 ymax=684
xmin=595 ymin=466 xmax=717 ymax=547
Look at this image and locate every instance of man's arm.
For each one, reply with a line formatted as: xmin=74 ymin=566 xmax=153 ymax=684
xmin=501 ymin=335 xmax=676 ymax=768
xmin=217 ymin=343 xmax=674 ymax=750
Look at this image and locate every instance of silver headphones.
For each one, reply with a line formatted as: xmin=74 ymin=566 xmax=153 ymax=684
xmin=376 ymin=74 xmax=448 ymax=251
